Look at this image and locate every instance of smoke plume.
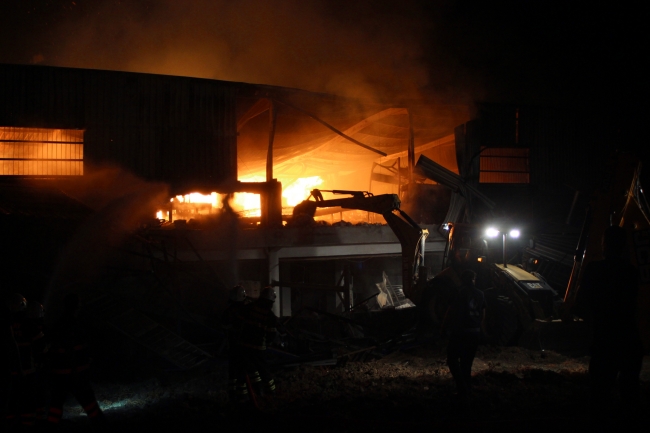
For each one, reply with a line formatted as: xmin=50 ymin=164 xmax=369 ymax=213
xmin=2 ymin=0 xmax=440 ymax=101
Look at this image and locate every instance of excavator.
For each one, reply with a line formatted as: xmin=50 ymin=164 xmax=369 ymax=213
xmin=293 ymin=154 xmax=650 ymax=351
xmin=291 ymin=189 xmax=429 ymax=304
xmin=419 ymin=222 xmax=561 ymax=345
xmin=292 ymin=189 xmax=561 ymax=344
xmin=562 ymin=152 xmax=650 ymax=351
xmin=423 ymin=152 xmax=650 ymax=349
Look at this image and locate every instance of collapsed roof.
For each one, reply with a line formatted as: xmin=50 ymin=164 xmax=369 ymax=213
xmin=235 ymin=86 xmax=468 ymax=190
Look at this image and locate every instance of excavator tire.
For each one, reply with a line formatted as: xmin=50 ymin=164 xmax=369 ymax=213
xmin=484 ymin=291 xmax=522 ymax=346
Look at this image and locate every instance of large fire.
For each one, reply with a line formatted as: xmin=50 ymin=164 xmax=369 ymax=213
xmin=155 ymin=176 xmax=323 ymax=222
xmin=282 ymin=176 xmax=323 ymax=206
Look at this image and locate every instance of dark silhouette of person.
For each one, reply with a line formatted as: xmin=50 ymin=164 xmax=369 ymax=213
xmin=442 ymin=270 xmax=486 ymax=404
xmin=6 ymin=293 xmax=40 ymax=429
xmin=221 ymin=285 xmax=251 ymax=403
xmin=573 ymin=225 xmax=644 ymax=417
xmin=234 ymin=286 xmax=279 ymax=401
xmin=46 ymin=293 xmax=106 ymax=427
xmin=2 ymin=294 xmax=22 ymax=429
xmin=24 ymin=301 xmax=49 ymax=425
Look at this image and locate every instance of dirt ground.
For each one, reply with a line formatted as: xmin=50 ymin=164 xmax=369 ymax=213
xmin=58 ymin=332 xmax=650 ymax=433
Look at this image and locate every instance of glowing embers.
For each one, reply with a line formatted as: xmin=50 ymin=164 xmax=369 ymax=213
xmin=0 ymin=127 xmax=84 ymax=175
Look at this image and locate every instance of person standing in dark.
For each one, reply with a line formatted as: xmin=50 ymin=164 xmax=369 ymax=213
xmin=221 ymin=285 xmax=250 ymax=403
xmin=46 ymin=293 xmax=106 ymax=428
xmin=2 ymin=295 xmax=22 ymax=430
xmin=573 ymin=225 xmax=644 ymax=417
xmin=442 ymin=270 xmax=486 ymax=405
xmin=7 ymin=293 xmax=40 ymax=429
xmin=25 ymin=301 xmax=49 ymax=425
xmin=235 ymin=286 xmax=279 ymax=400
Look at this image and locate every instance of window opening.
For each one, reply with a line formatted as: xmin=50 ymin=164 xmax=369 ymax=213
xmin=0 ymin=127 xmax=84 ymax=176
xmin=479 ymin=147 xmax=529 ymax=183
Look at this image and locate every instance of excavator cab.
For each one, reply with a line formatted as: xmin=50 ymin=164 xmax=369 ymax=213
xmin=423 ymin=221 xmax=560 ymax=345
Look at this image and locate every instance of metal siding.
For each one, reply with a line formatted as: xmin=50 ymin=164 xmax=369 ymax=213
xmin=477 ymin=104 xmax=517 ymax=148
xmin=479 ymin=147 xmax=530 ymax=183
xmin=454 ymin=104 xmax=605 ymax=223
xmin=0 ymin=64 xmax=237 ymax=189
xmin=466 ymin=104 xmax=616 ymax=194
xmin=519 ymin=105 xmax=612 ymax=192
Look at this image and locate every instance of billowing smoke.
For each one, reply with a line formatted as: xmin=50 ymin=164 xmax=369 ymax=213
xmin=4 ymin=0 xmax=438 ymax=101
xmin=44 ymin=165 xmax=169 ymax=313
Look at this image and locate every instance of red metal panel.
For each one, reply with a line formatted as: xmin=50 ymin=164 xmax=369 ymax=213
xmin=479 ymin=147 xmax=530 ymax=183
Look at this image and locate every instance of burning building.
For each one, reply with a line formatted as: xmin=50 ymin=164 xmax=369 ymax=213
xmin=0 ymin=63 xmax=471 ymax=327
xmin=0 ymin=61 xmax=616 ymax=328
xmin=0 ymin=62 xmax=638 ymax=372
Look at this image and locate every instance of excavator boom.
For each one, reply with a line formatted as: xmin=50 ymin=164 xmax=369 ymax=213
xmin=292 ymin=190 xmax=428 ymax=301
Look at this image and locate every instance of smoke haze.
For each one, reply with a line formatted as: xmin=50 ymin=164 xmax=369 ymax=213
xmin=0 ymin=0 xmax=439 ymax=101
xmin=1 ymin=1 xmax=644 ymax=108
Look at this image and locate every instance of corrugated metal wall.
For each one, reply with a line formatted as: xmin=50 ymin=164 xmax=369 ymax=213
xmin=457 ymin=104 xmax=617 ymax=190
xmin=454 ymin=103 xmax=621 ymax=225
xmin=519 ymin=105 xmax=612 ymax=191
xmin=479 ymin=147 xmax=530 ymax=183
xmin=0 ymin=64 xmax=237 ymax=192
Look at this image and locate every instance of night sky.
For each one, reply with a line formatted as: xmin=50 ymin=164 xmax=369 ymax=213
xmin=0 ymin=1 xmax=647 ymax=147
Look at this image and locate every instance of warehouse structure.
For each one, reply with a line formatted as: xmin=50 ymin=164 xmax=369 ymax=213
xmin=0 ymin=64 xmax=627 ymax=324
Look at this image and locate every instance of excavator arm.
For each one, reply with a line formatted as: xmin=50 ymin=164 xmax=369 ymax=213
xmin=292 ymin=190 xmax=429 ymax=301
xmin=565 ymin=153 xmax=650 ymax=351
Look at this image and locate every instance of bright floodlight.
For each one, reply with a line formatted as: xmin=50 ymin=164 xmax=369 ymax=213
xmin=509 ymin=229 xmax=520 ymax=238
xmin=486 ymin=227 xmax=500 ymax=238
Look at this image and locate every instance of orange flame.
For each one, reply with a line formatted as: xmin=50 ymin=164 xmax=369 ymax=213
xmin=154 ymin=176 xmax=324 ymax=221
xmin=231 ymin=175 xmax=264 ymax=217
xmin=282 ymin=176 xmax=323 ymax=206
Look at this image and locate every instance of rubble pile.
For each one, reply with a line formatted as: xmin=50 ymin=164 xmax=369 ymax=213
xmin=57 ymin=319 xmax=649 ymax=431
xmin=64 ymin=340 xmax=649 ymax=432
xmin=268 ymin=343 xmax=595 ymax=422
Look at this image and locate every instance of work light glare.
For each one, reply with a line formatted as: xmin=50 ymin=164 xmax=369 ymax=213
xmin=509 ymin=229 xmax=520 ymax=238
xmin=486 ymin=227 xmax=499 ymax=238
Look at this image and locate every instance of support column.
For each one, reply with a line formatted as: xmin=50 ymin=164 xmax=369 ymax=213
xmin=267 ymin=100 xmax=276 ymax=182
xmin=267 ymin=248 xmax=286 ymax=317
xmin=343 ymin=263 xmax=352 ymax=311
xmin=261 ymin=99 xmax=282 ymax=228
xmin=260 ymin=179 xmax=283 ymax=228
xmin=407 ymin=108 xmax=415 ymax=184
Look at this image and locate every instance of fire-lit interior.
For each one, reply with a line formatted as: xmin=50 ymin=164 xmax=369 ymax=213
xmin=154 ymin=175 xmax=327 ymax=223
xmin=0 ymin=127 xmax=84 ymax=175
xmin=152 ymin=103 xmax=463 ymax=226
